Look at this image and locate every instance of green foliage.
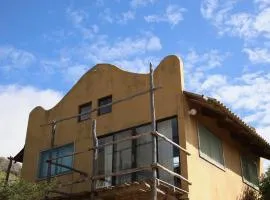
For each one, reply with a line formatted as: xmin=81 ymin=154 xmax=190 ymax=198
xmin=0 ymin=176 xmax=55 ymax=200
xmin=0 ymin=157 xmax=21 ymax=176
xmin=238 ymin=186 xmax=259 ymax=200
xmin=259 ymin=167 xmax=270 ymax=200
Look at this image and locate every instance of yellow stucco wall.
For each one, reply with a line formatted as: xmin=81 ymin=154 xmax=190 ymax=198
xmin=21 ymin=55 xmax=188 ymax=195
xmin=185 ymin=105 xmax=260 ymax=200
xmin=21 ymin=55 xmax=260 ymax=199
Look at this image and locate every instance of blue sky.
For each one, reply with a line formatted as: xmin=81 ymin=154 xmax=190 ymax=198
xmin=1 ymin=0 xmax=270 ymax=167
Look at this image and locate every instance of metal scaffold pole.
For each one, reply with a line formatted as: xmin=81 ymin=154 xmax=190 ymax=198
xmin=149 ymin=63 xmax=157 ymax=200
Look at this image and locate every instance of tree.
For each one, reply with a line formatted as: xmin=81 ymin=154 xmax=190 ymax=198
xmin=259 ymin=167 xmax=270 ymax=200
xmin=238 ymin=186 xmax=259 ymax=200
xmin=0 ymin=175 xmax=55 ymax=200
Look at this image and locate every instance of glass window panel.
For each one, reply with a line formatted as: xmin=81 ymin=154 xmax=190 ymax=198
xmin=157 ymin=118 xmax=178 ymax=185
xmin=198 ymin=124 xmax=224 ymax=166
xmin=38 ymin=143 xmax=74 ymax=178
xmin=114 ymin=130 xmax=133 ymax=184
xmin=98 ymin=96 xmax=112 ymax=115
xmin=39 ymin=151 xmax=50 ymax=178
xmin=96 ymin=136 xmax=113 ymax=188
xmin=241 ymin=156 xmax=259 ymax=186
xmin=136 ymin=124 xmax=152 ymax=181
xmin=79 ymin=103 xmax=91 ymax=121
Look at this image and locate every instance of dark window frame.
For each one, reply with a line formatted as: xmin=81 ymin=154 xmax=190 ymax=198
xmin=37 ymin=142 xmax=74 ymax=179
xmin=96 ymin=116 xmax=180 ymax=186
xmin=197 ymin=123 xmax=225 ymax=170
xmin=98 ymin=95 xmax=112 ymax=116
xmin=240 ymin=155 xmax=259 ymax=189
xmin=78 ymin=102 xmax=92 ymax=122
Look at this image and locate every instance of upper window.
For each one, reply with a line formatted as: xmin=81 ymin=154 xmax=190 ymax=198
xmin=241 ymin=156 xmax=259 ymax=187
xmin=98 ymin=95 xmax=112 ymax=116
xmin=38 ymin=143 xmax=74 ymax=179
xmin=78 ymin=102 xmax=91 ymax=122
xmin=198 ymin=124 xmax=225 ymax=168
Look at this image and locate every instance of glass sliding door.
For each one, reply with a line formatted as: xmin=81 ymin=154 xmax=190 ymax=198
xmin=96 ymin=136 xmax=113 ymax=188
xmin=135 ymin=124 xmax=153 ymax=181
xmin=114 ymin=130 xmax=133 ymax=184
xmin=157 ymin=118 xmax=179 ymax=185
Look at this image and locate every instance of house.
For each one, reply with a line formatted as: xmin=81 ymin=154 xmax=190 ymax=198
xmin=14 ymin=55 xmax=270 ymax=200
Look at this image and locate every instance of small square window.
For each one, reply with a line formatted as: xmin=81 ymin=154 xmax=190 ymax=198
xmin=78 ymin=102 xmax=91 ymax=122
xmin=98 ymin=95 xmax=112 ymax=115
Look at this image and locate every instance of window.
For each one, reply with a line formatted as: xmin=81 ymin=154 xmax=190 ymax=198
xmin=114 ymin=130 xmax=133 ymax=184
xmin=136 ymin=124 xmax=153 ymax=181
xmin=98 ymin=95 xmax=112 ymax=115
xmin=38 ymin=143 xmax=74 ymax=179
xmin=241 ymin=156 xmax=259 ymax=187
xmin=198 ymin=124 xmax=224 ymax=167
xmin=78 ymin=102 xmax=91 ymax=122
xmin=95 ymin=117 xmax=180 ymax=187
xmin=157 ymin=118 xmax=179 ymax=185
xmin=96 ymin=136 xmax=113 ymax=188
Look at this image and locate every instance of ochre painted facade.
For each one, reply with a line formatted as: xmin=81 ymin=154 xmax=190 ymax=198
xmin=21 ymin=55 xmax=263 ymax=200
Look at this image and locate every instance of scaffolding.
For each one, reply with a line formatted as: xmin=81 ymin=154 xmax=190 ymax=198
xmin=29 ymin=63 xmax=191 ymax=199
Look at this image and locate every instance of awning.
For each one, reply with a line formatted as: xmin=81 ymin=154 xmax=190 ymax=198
xmin=13 ymin=147 xmax=24 ymax=163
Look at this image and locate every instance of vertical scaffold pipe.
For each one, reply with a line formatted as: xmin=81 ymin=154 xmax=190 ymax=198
xmin=150 ymin=63 xmax=157 ymax=200
xmin=47 ymin=121 xmax=56 ymax=183
xmin=90 ymin=119 xmax=98 ymax=200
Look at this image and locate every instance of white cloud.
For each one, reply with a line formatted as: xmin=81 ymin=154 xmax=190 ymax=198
xmin=100 ymin=8 xmax=114 ymax=23
xmin=66 ymin=8 xmax=99 ymax=39
xmin=100 ymin=9 xmax=135 ymax=24
xmin=183 ymin=49 xmax=270 ymax=168
xmin=84 ymin=34 xmax=162 ymax=61
xmin=243 ymin=47 xmax=270 ymax=64
xmin=130 ymin=0 xmax=156 ymax=8
xmin=144 ymin=5 xmax=186 ymax=27
xmin=200 ymin=0 xmax=270 ymax=39
xmin=253 ymin=7 xmax=270 ymax=36
xmin=65 ymin=65 xmax=88 ymax=83
xmin=184 ymin=49 xmax=229 ymax=71
xmin=40 ymin=33 xmax=162 ymax=83
xmin=117 ymin=10 xmax=135 ymax=24
xmin=200 ymin=74 xmax=227 ymax=90
xmin=111 ymin=56 xmax=160 ymax=73
xmin=0 ymin=46 xmax=36 ymax=71
xmin=200 ymin=0 xmax=219 ymax=19
xmin=0 ymin=85 xmax=62 ymax=157
xmin=255 ymin=0 xmax=270 ymax=10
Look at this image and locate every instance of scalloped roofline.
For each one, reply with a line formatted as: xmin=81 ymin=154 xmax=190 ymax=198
xmin=31 ymin=55 xmax=182 ymax=114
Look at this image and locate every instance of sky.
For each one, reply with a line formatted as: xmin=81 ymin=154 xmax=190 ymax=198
xmin=0 ymin=0 xmax=270 ymax=168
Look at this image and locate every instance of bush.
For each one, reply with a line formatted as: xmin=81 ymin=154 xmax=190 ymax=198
xmin=0 ymin=176 xmax=55 ymax=200
xmin=238 ymin=186 xmax=259 ymax=200
xmin=259 ymin=167 xmax=270 ymax=200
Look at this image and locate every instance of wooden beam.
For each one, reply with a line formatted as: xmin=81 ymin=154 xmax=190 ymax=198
xmin=154 ymin=131 xmax=191 ymax=156
xmin=156 ymin=179 xmax=188 ymax=195
xmin=200 ymin=107 xmax=223 ymax=118
xmin=40 ymin=86 xmax=162 ymax=127
xmin=155 ymin=163 xmax=192 ymax=185
xmin=47 ymin=161 xmax=88 ymax=176
xmin=4 ymin=156 xmax=13 ymax=185
xmin=92 ymin=166 xmax=152 ymax=180
xmin=149 ymin=62 xmax=158 ymax=200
